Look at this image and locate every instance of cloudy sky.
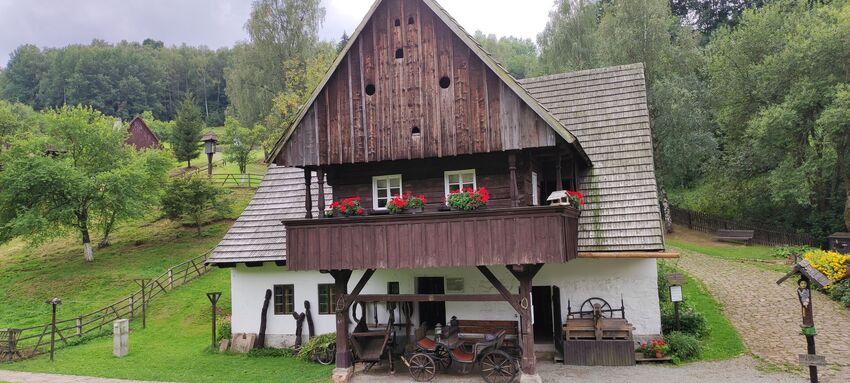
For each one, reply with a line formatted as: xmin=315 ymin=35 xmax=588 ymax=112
xmin=0 ymin=0 xmax=556 ymax=67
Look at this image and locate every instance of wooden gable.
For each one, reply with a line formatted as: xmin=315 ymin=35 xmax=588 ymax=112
xmin=126 ymin=116 xmax=161 ymax=150
xmin=273 ymin=0 xmax=586 ymax=167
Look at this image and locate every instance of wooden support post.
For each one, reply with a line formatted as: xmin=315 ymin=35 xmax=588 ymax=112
xmin=508 ymin=153 xmax=519 ymax=207
xmin=343 ymin=269 xmax=375 ymax=312
xmin=76 ymin=317 xmax=82 ymax=337
xmin=507 ymin=264 xmax=543 ymax=376
xmin=304 ymin=169 xmax=313 ymax=219
xmin=555 ymin=152 xmax=563 ymax=191
xmin=317 ymin=168 xmax=326 ymax=213
xmin=476 ymin=266 xmax=522 ymax=313
xmin=168 ymin=268 xmax=174 ymax=289
xmin=329 ymin=270 xmax=353 ymax=369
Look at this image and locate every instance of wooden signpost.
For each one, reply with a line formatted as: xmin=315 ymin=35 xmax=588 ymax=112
xmin=777 ymin=263 xmax=830 ymax=383
xmin=666 ymin=273 xmax=685 ymax=330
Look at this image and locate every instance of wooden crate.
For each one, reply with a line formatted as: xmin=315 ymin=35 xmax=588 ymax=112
xmin=563 ymin=339 xmax=635 ymax=366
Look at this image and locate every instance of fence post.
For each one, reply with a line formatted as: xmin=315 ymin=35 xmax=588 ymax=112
xmin=168 ymin=268 xmax=174 ymax=290
xmin=129 ymin=295 xmax=134 ymax=319
xmin=76 ymin=316 xmax=82 ymax=337
xmin=687 ymin=210 xmax=693 ymax=229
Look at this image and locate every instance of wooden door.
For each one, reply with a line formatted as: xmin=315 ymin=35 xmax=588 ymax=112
xmin=417 ymin=277 xmax=445 ymax=329
xmin=532 ymin=286 xmax=554 ymax=342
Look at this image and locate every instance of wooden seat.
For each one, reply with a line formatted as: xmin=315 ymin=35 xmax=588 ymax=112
xmin=416 ymin=337 xmax=437 ymax=351
xmin=715 ymin=229 xmax=754 ymax=243
xmin=451 ymin=348 xmax=475 ymax=362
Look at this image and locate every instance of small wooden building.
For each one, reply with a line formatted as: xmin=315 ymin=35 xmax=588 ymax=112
xmin=207 ymin=0 xmax=677 ymax=380
xmin=126 ymin=116 xmax=161 ymax=150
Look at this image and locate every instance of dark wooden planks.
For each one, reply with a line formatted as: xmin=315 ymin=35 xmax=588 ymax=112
xmin=282 ymin=205 xmax=579 ymax=271
xmin=277 ymin=0 xmax=565 ymax=167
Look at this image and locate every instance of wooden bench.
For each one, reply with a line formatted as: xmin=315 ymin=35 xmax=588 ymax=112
xmin=715 ymin=229 xmax=754 ymax=244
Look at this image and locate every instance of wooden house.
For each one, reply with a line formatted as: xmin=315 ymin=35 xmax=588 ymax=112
xmin=207 ymin=0 xmax=676 ymax=380
xmin=126 ymin=116 xmax=161 ymax=150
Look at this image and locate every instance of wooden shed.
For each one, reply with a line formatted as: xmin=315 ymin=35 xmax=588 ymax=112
xmin=126 ymin=116 xmax=162 ymax=150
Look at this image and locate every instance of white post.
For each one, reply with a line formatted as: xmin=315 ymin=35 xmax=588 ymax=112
xmin=113 ymin=319 xmax=129 ymax=357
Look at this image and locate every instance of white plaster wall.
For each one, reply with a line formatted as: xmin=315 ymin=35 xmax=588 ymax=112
xmin=229 ymin=259 xmax=660 ymax=347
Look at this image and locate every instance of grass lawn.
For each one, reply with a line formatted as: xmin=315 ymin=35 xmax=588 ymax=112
xmin=0 ymin=189 xmax=253 ymax=329
xmin=667 ymin=226 xmax=787 ymax=272
xmin=680 ymin=268 xmax=747 ymax=360
xmin=0 ymin=269 xmax=332 ymax=383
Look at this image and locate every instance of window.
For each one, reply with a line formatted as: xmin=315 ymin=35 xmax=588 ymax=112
xmin=372 ymin=174 xmax=403 ymax=210
xmin=444 ymin=169 xmax=476 ymax=197
xmin=388 ymin=282 xmax=400 ymax=295
xmin=531 ymin=171 xmax=539 ymax=206
xmin=318 ymin=284 xmax=338 ymax=315
xmin=273 ymin=284 xmax=294 ymax=315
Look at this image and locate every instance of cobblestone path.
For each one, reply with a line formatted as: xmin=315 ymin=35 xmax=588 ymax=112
xmin=676 ymin=248 xmax=850 ymax=383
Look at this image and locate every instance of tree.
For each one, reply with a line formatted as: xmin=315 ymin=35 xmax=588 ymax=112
xmin=670 ymin=0 xmax=766 ymax=39
xmin=473 ymin=31 xmax=539 ymax=79
xmin=0 ymin=105 xmax=167 ymax=261
xmin=0 ymin=100 xmax=37 ymax=161
xmin=161 ymin=175 xmax=231 ymax=236
xmin=225 ymin=0 xmax=325 ymax=147
xmin=538 ymin=0 xmax=602 ymax=74
xmin=223 ymin=116 xmax=259 ymax=174
xmin=172 ymin=93 xmax=204 ymax=167
xmin=1 ymin=45 xmax=46 ymax=107
xmin=337 ymin=31 xmax=350 ymax=53
xmin=817 ymin=85 xmax=850 ymax=232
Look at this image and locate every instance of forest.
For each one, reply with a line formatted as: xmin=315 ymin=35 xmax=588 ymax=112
xmin=0 ymin=0 xmax=848 ymax=239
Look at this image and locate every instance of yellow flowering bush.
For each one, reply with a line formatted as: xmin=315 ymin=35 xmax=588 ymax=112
xmin=803 ymin=249 xmax=850 ymax=284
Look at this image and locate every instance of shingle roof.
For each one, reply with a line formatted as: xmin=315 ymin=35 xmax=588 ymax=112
xmin=519 ymin=63 xmax=665 ymax=251
xmin=209 ymin=63 xmax=664 ymax=264
xmin=206 ymin=166 xmax=331 ymax=264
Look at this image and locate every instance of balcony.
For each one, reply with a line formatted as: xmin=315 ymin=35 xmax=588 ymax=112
xmin=282 ymin=205 xmax=579 ymax=271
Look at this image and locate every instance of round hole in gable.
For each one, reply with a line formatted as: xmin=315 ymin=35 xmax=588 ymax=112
xmin=394 ymin=18 xmax=401 ymax=27
xmin=408 ymin=17 xmax=415 ymax=25
xmin=365 ymin=84 xmax=376 ymax=96
xmin=395 ymin=48 xmax=404 ymax=59
xmin=411 ymin=126 xmax=421 ymax=135
xmin=439 ymin=76 xmax=451 ymax=89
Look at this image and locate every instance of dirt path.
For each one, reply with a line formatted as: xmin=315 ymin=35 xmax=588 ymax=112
xmin=675 ymin=248 xmax=850 ymax=383
xmin=0 ymin=370 xmax=169 ymax=383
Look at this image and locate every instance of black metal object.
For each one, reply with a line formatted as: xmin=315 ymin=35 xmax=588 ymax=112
xmin=257 ymin=289 xmax=271 ymax=348
xmin=567 ymin=297 xmax=625 ymax=319
xmin=133 ymin=279 xmax=151 ymax=329
xmin=207 ymin=292 xmax=222 ymax=350
xmin=46 ymin=297 xmax=61 ymax=361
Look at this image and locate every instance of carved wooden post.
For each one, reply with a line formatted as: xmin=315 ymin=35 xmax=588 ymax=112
xmin=317 ymin=168 xmax=326 ymax=213
xmin=257 ymin=289 xmax=272 ymax=348
xmin=508 ymin=153 xmax=519 ymax=207
xmin=507 ymin=264 xmax=543 ymax=377
xmin=555 ymin=152 xmax=563 ymax=191
xmin=330 ymin=270 xmax=353 ymax=369
xmin=304 ymin=169 xmax=313 ymax=219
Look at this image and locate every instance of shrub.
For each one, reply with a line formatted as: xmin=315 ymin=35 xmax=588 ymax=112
xmin=771 ymin=245 xmax=817 ymax=260
xmin=661 ymin=302 xmax=708 ymax=338
xmin=162 ymin=175 xmax=232 ymax=236
xmin=297 ymin=332 xmax=336 ymax=361
xmin=664 ymin=331 xmax=702 ymax=361
xmin=826 ymin=282 xmax=850 ymax=308
xmin=217 ymin=318 xmax=231 ymax=341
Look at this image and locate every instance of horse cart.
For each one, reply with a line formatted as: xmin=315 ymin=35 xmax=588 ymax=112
xmin=402 ymin=320 xmax=520 ymax=383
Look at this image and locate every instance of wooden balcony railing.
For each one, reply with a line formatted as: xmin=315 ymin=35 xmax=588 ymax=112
xmin=283 ymin=205 xmax=579 ymax=271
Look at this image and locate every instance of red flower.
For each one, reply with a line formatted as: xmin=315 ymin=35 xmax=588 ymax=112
xmin=356 ymin=208 xmax=364 ymax=214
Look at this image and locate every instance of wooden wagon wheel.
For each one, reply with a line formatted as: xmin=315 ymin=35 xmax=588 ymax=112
xmin=311 ymin=342 xmax=335 ymax=365
xmin=434 ymin=344 xmax=452 ymax=370
xmin=351 ymin=301 xmax=367 ymax=323
xmin=479 ymin=350 xmax=518 ymax=383
xmin=407 ymin=353 xmax=436 ymax=382
xmin=579 ymin=297 xmax=613 ymax=318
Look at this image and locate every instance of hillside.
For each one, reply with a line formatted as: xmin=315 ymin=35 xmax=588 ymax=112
xmin=0 ymin=188 xmax=253 ymax=329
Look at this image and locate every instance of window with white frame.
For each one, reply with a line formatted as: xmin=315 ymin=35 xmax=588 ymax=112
xmin=444 ymin=169 xmax=476 ymax=197
xmin=531 ymin=171 xmax=539 ymax=205
xmin=372 ymin=174 xmax=402 ymax=209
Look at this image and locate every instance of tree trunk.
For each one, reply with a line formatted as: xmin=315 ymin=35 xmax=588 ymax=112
xmin=98 ymin=211 xmax=118 ymax=249
xmin=81 ymin=226 xmax=93 ymax=262
xmin=844 ymin=182 xmax=850 ymax=233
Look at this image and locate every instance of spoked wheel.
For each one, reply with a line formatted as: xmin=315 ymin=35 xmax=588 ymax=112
xmin=434 ymin=345 xmax=452 ymax=370
xmin=312 ymin=344 xmax=335 ymax=365
xmin=408 ymin=353 xmax=437 ymax=382
xmin=479 ymin=350 xmax=518 ymax=383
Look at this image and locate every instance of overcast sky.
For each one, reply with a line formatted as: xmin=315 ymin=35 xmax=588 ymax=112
xmin=0 ymin=0 xmax=556 ymax=68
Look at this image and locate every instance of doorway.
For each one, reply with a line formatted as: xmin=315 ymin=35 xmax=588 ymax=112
xmin=417 ymin=277 xmax=446 ymax=329
xmin=532 ymin=286 xmax=554 ymax=343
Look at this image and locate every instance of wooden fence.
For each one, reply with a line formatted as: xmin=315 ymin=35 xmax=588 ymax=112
xmin=209 ymin=173 xmax=263 ymax=188
xmin=0 ymin=251 xmax=212 ymax=363
xmin=670 ymin=205 xmax=821 ymax=247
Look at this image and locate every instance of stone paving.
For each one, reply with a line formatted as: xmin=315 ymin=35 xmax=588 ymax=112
xmin=675 ymin=248 xmax=850 ymax=383
xmin=0 ymin=370 xmax=169 ymax=383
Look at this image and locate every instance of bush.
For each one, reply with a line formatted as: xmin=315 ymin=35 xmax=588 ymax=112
xmin=826 ymin=282 xmax=850 ymax=308
xmin=297 ymin=332 xmax=336 ymax=361
xmin=771 ymin=245 xmax=817 ymax=260
xmin=661 ymin=302 xmax=708 ymax=338
xmin=664 ymin=331 xmax=702 ymax=361
xmin=217 ymin=318 xmax=231 ymax=341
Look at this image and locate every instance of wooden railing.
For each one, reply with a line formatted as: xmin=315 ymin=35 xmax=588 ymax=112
xmin=670 ymin=205 xmax=821 ymax=247
xmin=209 ymin=173 xmax=264 ymax=188
xmin=0 ymin=251 xmax=212 ymax=363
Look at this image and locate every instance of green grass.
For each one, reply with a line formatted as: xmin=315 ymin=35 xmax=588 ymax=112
xmin=0 ymin=269 xmax=332 ymax=383
xmin=666 ymin=228 xmax=788 ymax=273
xmin=676 ymin=267 xmax=748 ymax=360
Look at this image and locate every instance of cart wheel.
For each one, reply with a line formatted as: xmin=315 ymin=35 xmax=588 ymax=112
xmin=312 ymin=345 xmax=335 ymax=365
xmin=480 ymin=350 xmax=518 ymax=383
xmin=408 ymin=353 xmax=436 ymax=382
xmin=434 ymin=345 xmax=452 ymax=370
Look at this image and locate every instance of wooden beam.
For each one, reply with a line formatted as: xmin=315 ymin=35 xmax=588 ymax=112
xmin=351 ymin=293 xmax=519 ymax=303
xmin=317 ymin=168 xmax=326 ymax=212
xmin=329 ymin=269 xmax=352 ymax=368
xmin=505 ymin=263 xmax=542 ymax=376
xmin=477 ymin=266 xmax=522 ymax=313
xmin=304 ymin=168 xmax=313 ymax=219
xmin=578 ymin=251 xmax=680 ymax=259
xmin=555 ymin=152 xmax=563 ymax=191
xmin=508 ymin=152 xmax=518 ymax=207
xmin=342 ymin=269 xmax=375 ymax=310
